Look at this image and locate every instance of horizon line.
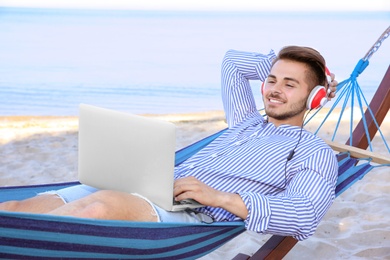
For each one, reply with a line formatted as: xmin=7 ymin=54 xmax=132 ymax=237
xmin=1 ymin=0 xmax=389 ymax=12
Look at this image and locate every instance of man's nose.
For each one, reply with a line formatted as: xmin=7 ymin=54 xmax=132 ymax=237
xmin=269 ymin=82 xmax=282 ymax=93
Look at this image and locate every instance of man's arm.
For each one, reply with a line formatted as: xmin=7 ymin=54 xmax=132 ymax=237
xmin=239 ymin=148 xmax=338 ymax=240
xmin=221 ymin=49 xmax=276 ymax=127
xmin=174 ymin=148 xmax=338 ymax=240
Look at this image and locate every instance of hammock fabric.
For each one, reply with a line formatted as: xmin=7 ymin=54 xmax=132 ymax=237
xmin=0 ymin=131 xmax=376 ymax=259
xmin=0 ymin=212 xmax=244 ymax=259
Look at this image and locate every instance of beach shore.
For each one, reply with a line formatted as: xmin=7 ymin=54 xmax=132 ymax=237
xmin=0 ymin=109 xmax=389 ymax=259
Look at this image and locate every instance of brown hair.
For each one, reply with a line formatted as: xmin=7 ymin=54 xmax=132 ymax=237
xmin=272 ymin=46 xmax=327 ymax=91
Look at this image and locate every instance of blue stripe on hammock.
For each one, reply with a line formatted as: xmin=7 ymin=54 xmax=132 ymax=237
xmin=0 ymin=230 xmax=242 ymax=259
xmin=0 ymin=213 xmax=244 ymax=259
xmin=335 ymin=155 xmax=374 ymax=196
xmin=0 ymin=226 xmax=243 ymax=259
xmin=0 ymin=212 xmax=230 ymax=239
xmin=175 ymin=128 xmax=226 ymax=165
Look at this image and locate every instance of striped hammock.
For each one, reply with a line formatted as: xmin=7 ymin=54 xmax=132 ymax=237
xmin=0 ymin=131 xmax=377 ymax=259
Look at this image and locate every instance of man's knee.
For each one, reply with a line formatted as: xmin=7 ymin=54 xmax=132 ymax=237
xmin=73 ymin=191 xmax=131 ymax=219
xmin=69 ymin=190 xmax=124 ymax=219
xmin=75 ymin=201 xmax=110 ymax=219
xmin=81 ymin=190 xmax=158 ymax=221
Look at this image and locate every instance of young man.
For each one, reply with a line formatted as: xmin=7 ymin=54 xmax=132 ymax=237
xmin=1 ymin=46 xmax=338 ymax=241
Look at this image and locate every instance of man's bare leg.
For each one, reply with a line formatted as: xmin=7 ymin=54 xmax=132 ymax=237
xmin=0 ymin=194 xmax=65 ymax=214
xmin=48 ymin=190 xmax=158 ymax=222
xmin=0 ymin=190 xmax=158 ymax=222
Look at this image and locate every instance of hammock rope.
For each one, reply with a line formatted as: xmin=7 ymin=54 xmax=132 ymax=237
xmin=307 ymin=26 xmax=390 ymax=155
xmin=363 ymin=26 xmax=390 ymax=62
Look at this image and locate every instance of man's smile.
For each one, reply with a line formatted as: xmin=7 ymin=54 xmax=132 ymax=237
xmin=269 ymin=98 xmax=285 ymax=104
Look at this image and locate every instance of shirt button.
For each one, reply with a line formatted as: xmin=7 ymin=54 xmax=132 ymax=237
xmin=189 ymin=164 xmax=195 ymax=169
xmin=235 ymin=141 xmax=241 ymax=145
xmin=211 ymin=153 xmax=218 ymax=158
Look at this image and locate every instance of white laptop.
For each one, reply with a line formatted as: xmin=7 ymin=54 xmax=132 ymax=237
xmin=78 ymin=104 xmax=203 ymax=211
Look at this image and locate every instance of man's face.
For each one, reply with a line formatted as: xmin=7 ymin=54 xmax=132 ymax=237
xmin=262 ymin=59 xmax=310 ymax=126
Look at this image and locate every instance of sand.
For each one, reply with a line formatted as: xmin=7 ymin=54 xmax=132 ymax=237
xmin=0 ymin=109 xmax=389 ymax=259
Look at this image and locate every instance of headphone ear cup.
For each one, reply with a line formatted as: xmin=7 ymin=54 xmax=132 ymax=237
xmin=307 ymin=85 xmax=327 ymax=109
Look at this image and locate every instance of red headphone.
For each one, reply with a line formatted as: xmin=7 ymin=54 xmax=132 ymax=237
xmin=261 ymin=67 xmax=331 ymax=110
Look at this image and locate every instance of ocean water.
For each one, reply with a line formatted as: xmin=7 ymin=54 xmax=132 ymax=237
xmin=0 ymin=7 xmax=389 ymax=115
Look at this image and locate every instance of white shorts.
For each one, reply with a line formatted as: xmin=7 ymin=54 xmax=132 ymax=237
xmin=40 ymin=184 xmax=210 ymax=224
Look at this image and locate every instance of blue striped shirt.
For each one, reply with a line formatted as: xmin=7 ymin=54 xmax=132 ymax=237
xmin=174 ymin=49 xmax=338 ymax=240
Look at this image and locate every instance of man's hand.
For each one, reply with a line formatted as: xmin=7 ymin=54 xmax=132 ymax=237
xmin=327 ymin=72 xmax=338 ymax=101
xmin=174 ymin=176 xmax=224 ymax=207
xmin=174 ymin=176 xmax=248 ymax=219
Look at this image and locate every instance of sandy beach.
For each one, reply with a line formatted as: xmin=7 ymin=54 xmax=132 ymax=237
xmin=0 ymin=109 xmax=389 ymax=259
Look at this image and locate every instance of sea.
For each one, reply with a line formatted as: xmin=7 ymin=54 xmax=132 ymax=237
xmin=0 ymin=7 xmax=389 ymax=116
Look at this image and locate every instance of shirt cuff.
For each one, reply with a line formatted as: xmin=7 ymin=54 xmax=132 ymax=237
xmin=254 ymin=49 xmax=277 ymax=81
xmin=239 ymin=192 xmax=272 ymax=232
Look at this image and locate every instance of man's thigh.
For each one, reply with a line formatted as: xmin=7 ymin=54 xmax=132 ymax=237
xmin=48 ymin=190 xmax=159 ymax=221
xmin=0 ymin=193 xmax=65 ymax=213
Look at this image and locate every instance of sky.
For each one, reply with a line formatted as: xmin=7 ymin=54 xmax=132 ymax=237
xmin=1 ymin=0 xmax=389 ymax=12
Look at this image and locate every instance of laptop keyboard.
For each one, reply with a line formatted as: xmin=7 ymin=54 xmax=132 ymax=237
xmin=173 ymin=199 xmax=198 ymax=205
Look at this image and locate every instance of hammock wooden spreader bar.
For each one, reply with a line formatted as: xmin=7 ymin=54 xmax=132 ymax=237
xmin=325 ymin=139 xmax=390 ymax=165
